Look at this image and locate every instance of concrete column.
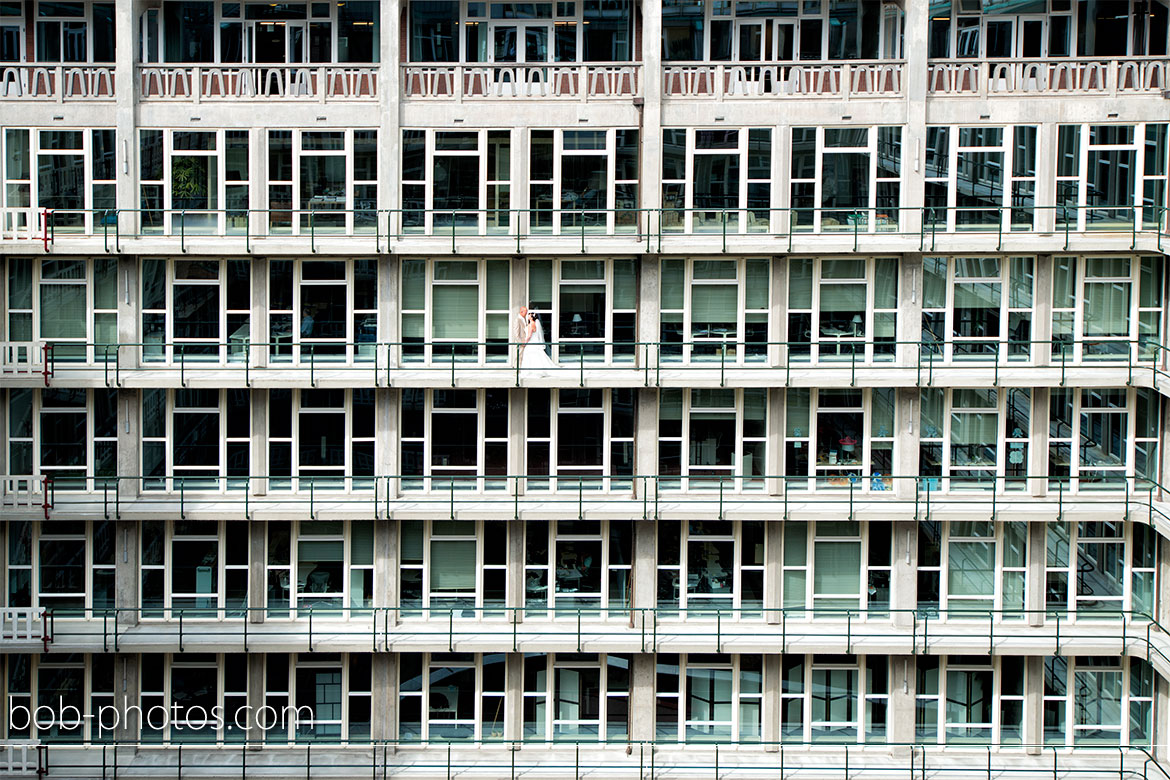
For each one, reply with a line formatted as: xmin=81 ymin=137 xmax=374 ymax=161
xmin=379 ymin=0 xmax=402 ymax=220
xmin=639 ymin=0 xmax=663 ymax=222
xmin=378 ymin=387 xmax=400 ymax=498
xmin=886 ymin=656 xmax=916 ymax=748
xmin=894 ymin=389 xmax=919 ymax=501
xmin=250 ymin=257 xmax=268 ymax=369
xmin=246 ymin=654 xmax=265 ymax=748
xmin=511 ymin=258 xmax=528 ymax=361
xmin=891 ymin=522 xmax=917 ymax=630
xmin=628 ymin=655 xmax=655 ymax=742
xmin=766 ymin=388 xmax=784 ymax=496
xmin=505 ymin=653 xmax=524 ymax=742
xmin=898 ymin=255 xmax=923 ymax=368
xmin=1029 ymin=388 xmax=1049 ymax=498
xmin=1023 ymin=656 xmax=1043 ymax=755
xmin=635 ymin=388 xmax=657 ymax=501
xmin=250 ymin=389 xmax=267 ymax=497
xmin=770 ymin=257 xmax=787 ymax=366
xmin=1158 ymin=537 xmax=1170 ymax=627
xmin=371 ymin=654 xmax=398 ymax=744
xmin=632 ymin=518 xmax=656 ymax=622
xmin=1026 ymin=522 xmax=1046 ymax=628
xmin=637 ymin=255 xmax=660 ymax=368
xmin=115 ymin=520 xmax=138 ymax=627
xmin=114 ymin=2 xmax=138 ymax=239
xmin=1154 ymin=676 xmax=1170 ymax=762
xmin=249 ymin=521 xmax=265 ymax=624
xmin=378 ymin=256 xmax=399 ymax=368
xmin=1034 ymin=124 xmax=1059 ymax=234
xmin=764 ymin=520 xmax=783 ymax=625
xmin=117 ymin=256 xmax=139 ymax=370
xmin=375 ymin=519 xmax=398 ymax=613
xmin=506 ymin=520 xmax=525 ymax=620
xmin=762 ymin=655 xmax=780 ymax=751
xmin=114 ymin=654 xmax=140 ymax=743
xmin=1032 ymin=256 xmax=1053 ymax=368
xmin=900 ymin=2 xmax=929 ymax=237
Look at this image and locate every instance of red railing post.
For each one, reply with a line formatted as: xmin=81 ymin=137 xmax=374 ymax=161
xmin=41 ymin=209 xmax=51 ymax=251
xmin=41 ymin=342 xmax=52 ymax=387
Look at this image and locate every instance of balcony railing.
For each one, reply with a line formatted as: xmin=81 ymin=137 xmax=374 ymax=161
xmin=402 ymin=63 xmax=640 ymax=100
xmin=7 ymin=474 xmax=1169 ymax=524
xmin=4 ymin=205 xmax=1167 ymax=253
xmin=136 ymin=64 xmax=378 ymax=101
xmin=0 ymin=64 xmax=115 ymax=101
xmin=928 ymin=56 xmax=1170 ymax=96
xmin=10 ymin=337 xmax=1170 ymax=390
xmin=663 ymin=60 xmax=903 ymax=99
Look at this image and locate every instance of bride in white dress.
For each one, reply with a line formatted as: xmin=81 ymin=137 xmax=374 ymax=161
xmin=519 ymin=306 xmax=557 ymax=372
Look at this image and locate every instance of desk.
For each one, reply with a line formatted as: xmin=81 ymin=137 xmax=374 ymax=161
xmin=229 ymin=323 xmax=250 ymax=360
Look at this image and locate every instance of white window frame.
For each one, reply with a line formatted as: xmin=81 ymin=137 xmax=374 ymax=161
xmin=399 ymin=258 xmax=512 ymax=364
xmin=660 ymin=128 xmax=773 ymax=235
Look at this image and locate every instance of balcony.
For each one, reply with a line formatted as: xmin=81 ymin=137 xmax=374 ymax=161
xmin=663 ymin=60 xmax=903 ymax=100
xmin=402 ymin=63 xmax=641 ymax=100
xmin=137 ymin=64 xmax=378 ymax=102
xmin=0 ymin=63 xmax=114 ymax=101
xmin=928 ymin=57 xmax=1170 ymax=97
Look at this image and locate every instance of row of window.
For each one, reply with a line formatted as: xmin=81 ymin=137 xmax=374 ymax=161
xmin=5 ymin=255 xmax=1165 ymax=366
xmin=6 ymin=518 xmax=1157 ymax=619
xmin=6 ymin=384 xmax=1160 ymax=491
xmin=1 ymin=123 xmax=1165 ymax=236
xmin=2 ymin=651 xmax=1156 ymax=748
xmin=4 ymin=0 xmax=1168 ymax=64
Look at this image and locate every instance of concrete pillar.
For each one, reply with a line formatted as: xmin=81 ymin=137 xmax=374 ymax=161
xmin=637 ymin=255 xmax=660 ymax=368
xmin=378 ymin=387 xmax=400 ymax=498
xmin=1023 ymin=656 xmax=1043 ymax=755
xmin=379 ymin=0 xmax=402 ymax=220
xmin=117 ymin=256 xmax=139 ymax=370
xmin=1032 ymin=256 xmax=1053 ymax=368
xmin=632 ymin=388 xmax=658 ymax=613
xmin=378 ymin=256 xmax=399 ymax=369
xmin=886 ymin=656 xmax=916 ymax=748
xmin=249 ymin=521 xmax=265 ymax=624
xmin=1034 ymin=125 xmax=1059 ymax=235
xmin=115 ymin=520 xmax=138 ymax=627
xmin=894 ymin=388 xmax=919 ymax=501
xmin=639 ymin=0 xmax=663 ymax=225
xmin=511 ymin=258 xmax=528 ymax=362
xmin=250 ymin=389 xmax=267 ymax=497
xmin=632 ymin=520 xmax=656 ymax=614
xmin=628 ymin=655 xmax=655 ymax=742
xmin=114 ymin=654 xmax=140 ymax=743
xmin=250 ymin=257 xmax=268 ymax=369
xmin=900 ymin=2 xmax=929 ymax=237
xmin=1154 ymin=676 xmax=1170 ymax=762
xmin=766 ymin=388 xmax=784 ymax=496
xmin=509 ymin=388 xmax=526 ymax=496
xmin=375 ymin=519 xmax=398 ymax=611
xmin=1029 ymin=388 xmax=1049 ymax=498
xmin=764 ymin=521 xmax=783 ymax=625
xmin=1158 ymin=537 xmax=1170 ymax=627
xmin=371 ymin=654 xmax=398 ymax=744
xmin=891 ymin=521 xmax=917 ymax=629
xmin=114 ymin=2 xmax=138 ymax=239
xmin=505 ymin=653 xmax=524 ymax=742
xmin=506 ymin=519 xmax=525 ymax=620
xmin=1027 ymin=522 xmax=1046 ymax=628
xmin=116 ymin=388 xmax=139 ymax=499
xmin=762 ymin=655 xmax=780 ymax=751
xmin=898 ymin=255 xmax=923 ymax=368
xmin=635 ymin=388 xmax=657 ymax=501
xmin=246 ymin=654 xmax=265 ymax=748
xmin=770 ymin=257 xmax=787 ymax=366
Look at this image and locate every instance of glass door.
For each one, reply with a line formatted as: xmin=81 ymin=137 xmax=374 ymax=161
xmin=1018 ymin=17 xmax=1046 ymax=58
xmin=492 ymin=22 xmax=551 ymax=63
xmin=984 ymin=18 xmax=1014 ymax=58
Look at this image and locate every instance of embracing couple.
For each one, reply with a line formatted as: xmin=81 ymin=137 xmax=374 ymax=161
xmin=517 ymin=306 xmax=556 ymax=371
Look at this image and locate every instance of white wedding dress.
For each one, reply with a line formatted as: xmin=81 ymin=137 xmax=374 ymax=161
xmin=520 ymin=315 xmax=557 ymax=372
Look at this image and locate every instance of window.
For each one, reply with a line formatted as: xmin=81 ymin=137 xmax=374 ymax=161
xmin=4 ymin=654 xmax=113 ymax=742
xmin=527 ymin=258 xmax=637 ymax=362
xmin=1048 ymin=387 xmax=1159 ymax=490
xmin=924 ymin=126 xmax=1037 ymax=231
xmin=660 ymin=258 xmax=769 ymax=363
xmin=1056 ymin=124 xmax=1169 ymax=230
xmin=655 ymin=654 xmax=762 ymax=742
xmin=6 ymin=388 xmax=117 ymax=489
xmin=778 ymin=654 xmax=887 ymax=743
xmin=524 ymin=520 xmax=632 ymax=616
xmin=399 ymin=521 xmax=506 ymax=614
xmin=662 ymin=0 xmax=900 ymax=61
xmin=788 ymin=257 xmax=898 ymax=362
xmin=922 ymin=256 xmax=1034 ymax=360
xmin=401 ymin=130 xmax=512 ymax=234
xmin=144 ymin=653 xmax=249 ymax=744
xmin=1042 ymin=656 xmax=1154 ymax=746
xmin=1044 ymin=521 xmax=1157 ymax=616
xmin=267 ymin=389 xmax=375 ymax=487
xmin=526 ymin=389 xmax=634 ymax=490
xmin=141 ymin=389 xmax=250 ymax=490
xmin=268 ymin=259 xmax=378 ymax=363
xmin=917 ymin=655 xmax=1022 ymax=745
xmin=928 ymin=2 xmax=1073 ymax=59
xmin=784 ymin=388 xmax=895 ymax=489
xmin=780 ymin=521 xmax=891 ymax=615
xmin=401 ymin=259 xmax=511 ymax=362
xmin=2 ymin=129 xmax=116 ymax=232
xmin=140 ymin=520 xmax=249 ymax=618
xmin=916 ymin=520 xmax=1028 ymax=617
xmin=264 ymin=521 xmax=374 ymax=617
xmin=5 ymin=257 xmax=118 ymax=361
xmin=398 ymin=653 xmax=506 ymax=741
xmin=4 ymin=520 xmax=114 ymax=615
xmin=256 ymin=653 xmax=370 ymax=744
xmin=139 ymin=258 xmax=250 ymax=363
xmin=36 ymin=1 xmax=114 ymax=62
xmin=661 ymin=129 xmax=772 ymax=233
xmin=401 ymin=389 xmax=510 ymax=490
xmin=919 ymin=387 xmax=1031 ymax=489
xmin=0 ymin=3 xmax=22 ymax=62
xmin=659 ymin=388 xmax=767 ymax=490
xmin=523 ymin=653 xmax=630 ymax=741
xmin=791 ymin=126 xmax=902 ymax=233
xmin=656 ymin=520 xmax=765 ymax=616
xmin=266 ymin=129 xmax=378 ymax=234
xmin=528 ymin=129 xmax=639 ymax=235
xmin=1051 ymin=256 xmax=1163 ymax=361
xmin=139 ymin=129 xmax=250 ymax=235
